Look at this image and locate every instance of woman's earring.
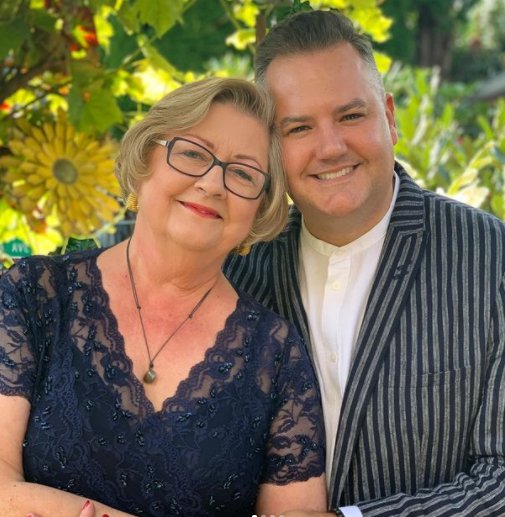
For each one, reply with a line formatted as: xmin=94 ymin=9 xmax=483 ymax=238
xmin=126 ymin=193 xmax=138 ymax=213
xmin=233 ymin=243 xmax=251 ymax=256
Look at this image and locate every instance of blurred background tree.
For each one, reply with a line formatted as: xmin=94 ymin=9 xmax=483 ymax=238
xmin=0 ymin=0 xmax=504 ymax=264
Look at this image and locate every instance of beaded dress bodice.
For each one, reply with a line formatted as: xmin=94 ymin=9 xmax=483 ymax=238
xmin=0 ymin=250 xmax=324 ymax=516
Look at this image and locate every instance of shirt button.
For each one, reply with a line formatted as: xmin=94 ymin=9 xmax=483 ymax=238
xmin=331 ymin=281 xmax=341 ymax=290
xmin=330 ymin=353 xmax=337 ymax=363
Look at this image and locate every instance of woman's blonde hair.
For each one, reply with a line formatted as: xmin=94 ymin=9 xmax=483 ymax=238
xmin=116 ymin=77 xmax=288 ymax=246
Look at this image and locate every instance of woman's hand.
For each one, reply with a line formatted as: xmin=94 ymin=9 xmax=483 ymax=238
xmin=27 ymin=499 xmax=96 ymax=517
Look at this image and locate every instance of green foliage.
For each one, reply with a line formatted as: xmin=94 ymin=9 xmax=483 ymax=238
xmin=61 ymin=236 xmax=100 ymax=253
xmin=387 ymin=65 xmax=505 ymax=218
xmin=377 ymin=0 xmax=505 ymax=86
xmin=3 ymin=0 xmax=504 ymax=265
xmin=0 ymin=0 xmax=392 ymax=137
xmin=0 ymin=0 xmax=195 ymax=136
xmin=154 ymin=0 xmax=235 ymax=73
xmin=0 ymin=0 xmax=394 ymax=261
xmin=451 ymin=0 xmax=505 ymax=81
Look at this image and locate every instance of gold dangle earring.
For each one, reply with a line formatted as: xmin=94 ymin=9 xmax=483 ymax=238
xmin=126 ymin=193 xmax=139 ymax=213
xmin=233 ymin=243 xmax=251 ymax=256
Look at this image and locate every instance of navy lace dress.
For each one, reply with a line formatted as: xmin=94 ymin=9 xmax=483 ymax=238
xmin=0 ymin=249 xmax=325 ymax=517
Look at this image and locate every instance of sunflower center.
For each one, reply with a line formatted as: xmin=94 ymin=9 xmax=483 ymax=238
xmin=52 ymin=158 xmax=78 ymax=184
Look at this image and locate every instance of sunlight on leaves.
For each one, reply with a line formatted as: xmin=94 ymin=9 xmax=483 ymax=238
xmin=226 ymin=28 xmax=255 ymax=50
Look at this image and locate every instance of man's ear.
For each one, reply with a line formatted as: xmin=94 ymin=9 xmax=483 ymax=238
xmin=385 ymin=93 xmax=398 ymax=145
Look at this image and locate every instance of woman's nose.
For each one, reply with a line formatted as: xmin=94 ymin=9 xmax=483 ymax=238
xmin=193 ymin=164 xmax=227 ymax=197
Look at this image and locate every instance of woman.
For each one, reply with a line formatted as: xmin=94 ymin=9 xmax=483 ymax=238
xmin=0 ymin=78 xmax=326 ymax=516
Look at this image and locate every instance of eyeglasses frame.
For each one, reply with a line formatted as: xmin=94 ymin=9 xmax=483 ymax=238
xmin=154 ymin=137 xmax=270 ymax=200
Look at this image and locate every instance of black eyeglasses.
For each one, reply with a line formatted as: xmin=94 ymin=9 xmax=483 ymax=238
xmin=154 ymin=137 xmax=270 ymax=200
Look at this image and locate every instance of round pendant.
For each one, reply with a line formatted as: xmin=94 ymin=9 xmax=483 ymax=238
xmin=143 ymin=368 xmax=157 ymax=384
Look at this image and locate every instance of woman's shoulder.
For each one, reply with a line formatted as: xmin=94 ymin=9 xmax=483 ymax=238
xmin=237 ymin=288 xmax=283 ymax=319
xmin=235 ymin=288 xmax=303 ymax=346
xmin=8 ymin=247 xmax=101 ymax=271
xmin=2 ymin=247 xmax=105 ymax=297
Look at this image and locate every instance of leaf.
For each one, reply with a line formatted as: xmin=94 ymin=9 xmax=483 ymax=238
xmin=94 ymin=6 xmax=116 ymax=52
xmin=137 ymin=36 xmax=182 ymax=78
xmin=89 ymin=0 xmax=117 ymax=9
xmin=289 ymin=0 xmax=313 ymax=13
xmin=374 ymin=51 xmax=392 ymax=75
xmin=0 ymin=17 xmax=28 ymax=58
xmin=226 ymin=28 xmax=255 ymax=50
xmin=357 ymin=11 xmax=392 ymax=44
xmin=491 ymin=146 xmax=505 ymax=165
xmin=451 ymin=184 xmax=489 ymax=209
xmin=63 ymin=236 xmax=100 ymax=253
xmin=136 ymin=0 xmax=186 ymax=38
xmin=232 ymin=1 xmax=259 ymax=27
xmin=477 ymin=114 xmax=494 ymax=140
xmin=70 ymin=60 xmax=103 ymax=88
xmin=28 ymin=8 xmax=57 ymax=32
xmin=314 ymin=0 xmax=350 ymax=9
xmin=493 ymin=100 xmax=505 ymax=133
xmin=103 ymin=14 xmax=139 ymax=68
xmin=0 ymin=0 xmax=24 ymax=23
xmin=448 ymin=147 xmax=493 ymax=194
xmin=130 ymin=63 xmax=181 ymax=104
xmin=490 ymin=192 xmax=505 ymax=220
xmin=68 ymin=86 xmax=123 ymax=134
xmin=117 ymin=1 xmax=141 ymax=33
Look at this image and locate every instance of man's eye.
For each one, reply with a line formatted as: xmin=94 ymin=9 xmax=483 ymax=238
xmin=343 ymin=113 xmax=364 ymax=121
xmin=287 ymin=125 xmax=310 ymax=135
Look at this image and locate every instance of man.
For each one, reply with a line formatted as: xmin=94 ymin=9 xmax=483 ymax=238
xmin=225 ymin=9 xmax=505 ymax=517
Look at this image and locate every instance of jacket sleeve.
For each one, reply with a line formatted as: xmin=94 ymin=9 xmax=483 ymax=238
xmin=356 ymin=271 xmax=505 ymax=517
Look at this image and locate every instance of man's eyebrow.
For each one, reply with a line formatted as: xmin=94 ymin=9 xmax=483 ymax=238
xmin=278 ymin=99 xmax=368 ymax=129
xmin=335 ymin=98 xmax=367 ymax=113
xmin=278 ymin=115 xmax=310 ymax=129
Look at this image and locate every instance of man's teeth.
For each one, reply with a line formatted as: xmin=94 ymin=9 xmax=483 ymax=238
xmin=317 ymin=166 xmax=353 ymax=180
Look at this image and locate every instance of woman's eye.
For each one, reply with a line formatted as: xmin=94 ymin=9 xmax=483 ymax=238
xmin=182 ymin=150 xmax=206 ymax=160
xmin=229 ymin=167 xmax=254 ymax=183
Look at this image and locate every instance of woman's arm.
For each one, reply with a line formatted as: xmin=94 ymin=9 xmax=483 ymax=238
xmin=256 ymin=475 xmax=327 ymax=515
xmin=256 ymin=319 xmax=328 ymax=516
xmin=0 ymin=394 xmax=134 ymax=517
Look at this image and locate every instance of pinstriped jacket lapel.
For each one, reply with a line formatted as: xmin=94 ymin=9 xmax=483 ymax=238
xmin=328 ymin=169 xmax=428 ymax=505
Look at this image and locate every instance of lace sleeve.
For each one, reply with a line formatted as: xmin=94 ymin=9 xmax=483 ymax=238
xmin=262 ymin=320 xmax=325 ymax=484
xmin=0 ymin=260 xmax=44 ymax=399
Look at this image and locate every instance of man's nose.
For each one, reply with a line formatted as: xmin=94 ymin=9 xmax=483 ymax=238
xmin=316 ymin=124 xmax=347 ymax=160
xmin=193 ymin=164 xmax=227 ymax=197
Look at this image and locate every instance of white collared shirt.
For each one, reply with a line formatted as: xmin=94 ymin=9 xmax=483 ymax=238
xmin=299 ymin=173 xmax=399 ymax=486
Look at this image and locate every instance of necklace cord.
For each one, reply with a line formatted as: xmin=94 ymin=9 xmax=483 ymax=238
xmin=125 ymin=238 xmax=214 ymax=378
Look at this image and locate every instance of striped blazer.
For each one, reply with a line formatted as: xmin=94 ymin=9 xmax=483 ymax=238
xmin=224 ymin=163 xmax=505 ymax=516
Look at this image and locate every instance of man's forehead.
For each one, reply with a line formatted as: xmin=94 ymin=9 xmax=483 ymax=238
xmin=268 ymin=48 xmax=366 ymax=85
xmin=264 ymin=46 xmax=382 ymax=110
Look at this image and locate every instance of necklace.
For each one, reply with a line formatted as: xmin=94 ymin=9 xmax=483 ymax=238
xmin=125 ymin=238 xmax=214 ymax=384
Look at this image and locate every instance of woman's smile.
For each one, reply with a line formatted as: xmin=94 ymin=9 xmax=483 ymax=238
xmin=179 ymin=200 xmax=222 ymax=219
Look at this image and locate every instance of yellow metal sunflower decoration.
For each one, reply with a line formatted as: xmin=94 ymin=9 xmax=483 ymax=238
xmin=1 ymin=109 xmax=121 ymax=237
